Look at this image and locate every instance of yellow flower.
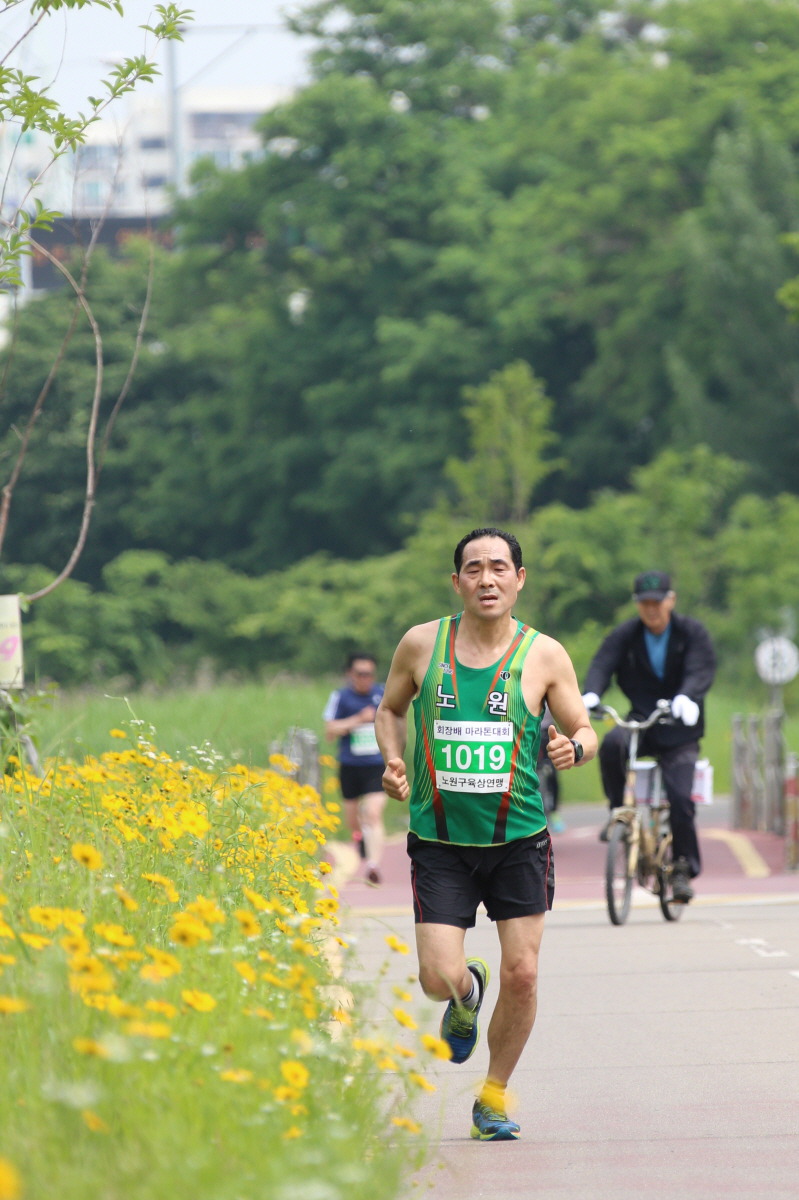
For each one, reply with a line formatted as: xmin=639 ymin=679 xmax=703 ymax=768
xmin=392 ymin=1116 xmax=421 ymax=1133
xmin=392 ymin=987 xmax=413 ymax=1002
xmin=220 ymin=1068 xmax=253 ymax=1084
xmin=421 ymin=1033 xmax=453 ymax=1061
xmin=269 ymin=753 xmax=297 ymax=773
xmin=282 ymin=1126 xmax=303 ymax=1140
xmin=0 ymin=997 xmax=29 ymax=1015
xmin=141 ymin=947 xmax=181 ymax=981
xmin=181 ymin=989 xmax=217 ymax=1013
xmin=145 ymin=1000 xmax=177 ymax=1018
xmin=113 ymin=884 xmax=139 ymax=912
xmin=142 ymin=873 xmax=179 ymax=903
xmin=280 ymin=1060 xmax=309 ymax=1090
xmin=318 ymin=861 xmax=333 ymax=874
xmin=125 ymin=1020 xmax=172 ymax=1039
xmin=184 ymin=896 xmax=225 ymax=925
xmin=290 ymin=1028 xmax=313 ymax=1054
xmin=234 ymin=910 xmax=261 ymax=938
xmin=181 ymin=810 xmax=210 ymax=838
xmin=392 ymin=1043 xmax=416 ymax=1059
xmin=314 ymin=898 xmax=339 ymax=921
xmin=82 ymin=1109 xmax=109 ymax=1133
xmin=408 ymin=1072 xmax=437 ymax=1092
xmin=169 ymin=916 xmax=212 ymax=947
xmin=19 ymin=933 xmax=50 ymax=950
xmin=109 ymin=728 xmax=127 ymax=739
xmin=68 ymin=956 xmax=115 ymax=995
xmin=385 ymin=935 xmax=409 ymax=954
xmin=73 ymin=1037 xmax=109 ymax=1057
xmin=28 ymin=906 xmax=64 ymax=930
xmin=72 ymin=843 xmax=103 ymax=871
xmin=0 ymin=1156 xmax=22 ymax=1200
xmin=242 ymin=887 xmax=271 ymax=912
xmin=392 ymin=1007 xmax=417 ymax=1030
xmin=60 ymin=929 xmax=90 ymax=954
xmin=94 ymin=923 xmax=135 ymax=948
xmin=234 ymin=961 xmax=257 ymax=985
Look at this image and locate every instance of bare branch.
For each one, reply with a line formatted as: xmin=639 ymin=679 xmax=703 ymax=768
xmin=23 ymin=241 xmax=103 ymax=604
xmin=99 ymin=237 xmax=155 ymax=473
xmin=0 ymin=186 xmax=109 ymax=558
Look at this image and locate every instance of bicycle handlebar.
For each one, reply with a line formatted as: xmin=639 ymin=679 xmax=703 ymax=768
xmin=589 ymin=698 xmax=673 ymax=731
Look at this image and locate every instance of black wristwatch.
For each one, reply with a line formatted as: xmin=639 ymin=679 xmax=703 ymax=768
xmin=570 ymin=739 xmax=584 ymax=763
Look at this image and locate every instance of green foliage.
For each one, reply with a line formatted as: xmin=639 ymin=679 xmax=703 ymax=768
xmin=5 ymin=445 xmax=796 ymax=701
xmin=446 ymin=361 xmax=561 ymax=522
xmin=6 ymin=0 xmax=799 ymax=581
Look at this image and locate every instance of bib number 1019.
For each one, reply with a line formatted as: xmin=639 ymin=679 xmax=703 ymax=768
xmin=439 ymin=743 xmax=507 ymax=771
xmin=434 ymin=720 xmax=513 ymax=792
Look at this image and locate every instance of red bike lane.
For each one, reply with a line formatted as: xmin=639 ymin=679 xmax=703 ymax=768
xmin=332 ymin=800 xmax=799 ymax=912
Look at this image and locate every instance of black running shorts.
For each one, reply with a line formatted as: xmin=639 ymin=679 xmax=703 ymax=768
xmin=339 ymin=762 xmax=385 ymax=800
xmin=407 ymin=831 xmax=555 ymax=927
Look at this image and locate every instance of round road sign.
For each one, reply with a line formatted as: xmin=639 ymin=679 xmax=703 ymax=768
xmin=754 ymin=637 xmax=799 ymax=686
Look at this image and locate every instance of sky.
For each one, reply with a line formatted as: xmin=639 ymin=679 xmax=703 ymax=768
xmin=10 ymin=1 xmax=315 ymax=113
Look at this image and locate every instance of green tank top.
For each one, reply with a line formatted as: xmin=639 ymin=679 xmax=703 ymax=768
xmin=409 ymin=614 xmax=546 ymax=846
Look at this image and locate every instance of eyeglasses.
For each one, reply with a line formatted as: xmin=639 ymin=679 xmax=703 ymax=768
xmin=352 ymin=668 xmax=376 ymax=677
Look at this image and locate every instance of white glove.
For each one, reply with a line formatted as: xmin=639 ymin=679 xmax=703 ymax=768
xmin=581 ymin=692 xmax=601 ymax=711
xmin=671 ymin=694 xmax=699 ymax=726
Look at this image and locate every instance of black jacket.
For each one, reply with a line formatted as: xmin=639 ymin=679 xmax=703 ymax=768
xmin=583 ymin=612 xmax=716 ymax=747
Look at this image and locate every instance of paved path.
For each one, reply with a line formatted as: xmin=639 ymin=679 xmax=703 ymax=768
xmin=332 ymin=802 xmax=799 ymax=1199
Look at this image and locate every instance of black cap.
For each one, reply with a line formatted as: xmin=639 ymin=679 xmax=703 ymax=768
xmin=633 ymin=570 xmax=672 ymax=601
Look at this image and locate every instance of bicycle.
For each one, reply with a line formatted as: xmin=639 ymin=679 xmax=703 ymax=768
xmin=590 ymin=700 xmax=686 ymax=926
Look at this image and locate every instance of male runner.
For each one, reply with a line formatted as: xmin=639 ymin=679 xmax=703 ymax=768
xmin=375 ymin=527 xmax=596 ymax=1140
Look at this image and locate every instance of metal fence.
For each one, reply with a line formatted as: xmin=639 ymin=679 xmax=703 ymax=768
xmin=270 ymin=727 xmax=321 ymax=791
xmin=731 ymin=711 xmax=799 ymax=869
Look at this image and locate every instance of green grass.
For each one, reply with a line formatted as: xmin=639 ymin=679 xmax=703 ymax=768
xmin=34 ymin=676 xmax=340 ymax=767
xmin=31 ymin=676 xmax=799 ymax=811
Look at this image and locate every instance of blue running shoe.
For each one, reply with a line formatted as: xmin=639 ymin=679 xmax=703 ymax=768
xmin=439 ymin=957 xmax=489 ymax=1064
xmin=470 ymin=1099 xmax=520 ymax=1141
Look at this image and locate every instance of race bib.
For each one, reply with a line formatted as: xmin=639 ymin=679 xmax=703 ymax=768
xmin=351 ymin=723 xmax=379 ymax=756
xmin=433 ymin=720 xmax=513 ymax=792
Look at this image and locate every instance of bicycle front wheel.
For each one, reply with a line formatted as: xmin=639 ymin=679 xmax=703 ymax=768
xmin=605 ymin=820 xmax=633 ymax=925
xmin=657 ymin=836 xmax=684 ymax=923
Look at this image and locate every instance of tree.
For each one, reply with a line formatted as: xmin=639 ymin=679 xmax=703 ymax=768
xmin=665 ymin=121 xmax=799 ymax=492
xmin=446 ymin=360 xmax=561 ymax=522
xmin=8 ymin=0 xmax=799 ymax=584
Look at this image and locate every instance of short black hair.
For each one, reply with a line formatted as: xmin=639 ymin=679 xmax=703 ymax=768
xmin=346 ymin=651 xmax=377 ymax=670
xmin=453 ymin=528 xmax=523 ymax=574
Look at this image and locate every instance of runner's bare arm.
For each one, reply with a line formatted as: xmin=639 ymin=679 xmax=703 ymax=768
xmin=525 ymin=636 xmax=597 ymax=771
xmin=375 ymin=624 xmax=435 ymax=802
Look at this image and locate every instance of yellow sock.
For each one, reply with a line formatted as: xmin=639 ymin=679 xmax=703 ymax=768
xmin=478 ymin=1079 xmax=507 ymax=1111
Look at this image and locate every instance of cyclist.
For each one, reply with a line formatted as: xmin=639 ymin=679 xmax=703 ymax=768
xmin=581 ymin=571 xmax=716 ymax=903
